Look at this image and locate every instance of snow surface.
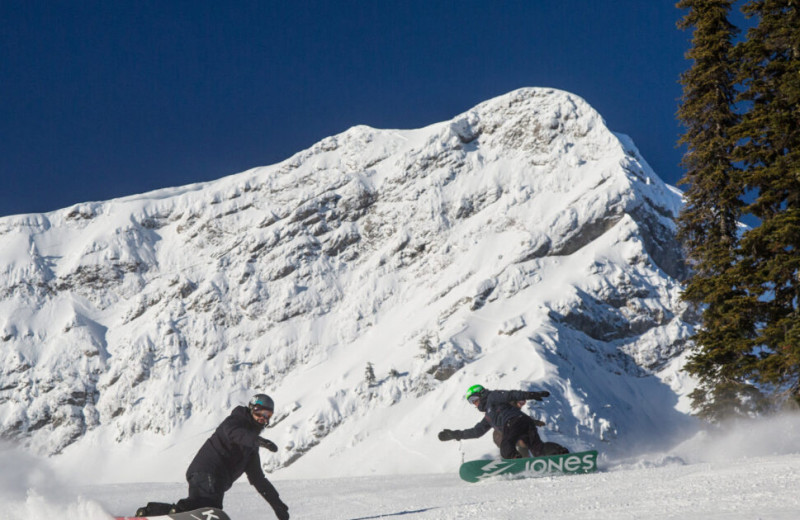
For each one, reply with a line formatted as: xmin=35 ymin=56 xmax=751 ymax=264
xmin=3 ymin=415 xmax=800 ymax=519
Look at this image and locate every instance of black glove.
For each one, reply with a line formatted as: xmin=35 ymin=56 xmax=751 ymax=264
xmin=438 ymin=429 xmax=459 ymax=441
xmin=270 ymin=500 xmax=289 ymax=520
xmin=260 ymin=486 xmax=288 ymax=520
xmin=257 ymin=437 xmax=278 ymax=452
xmin=525 ymin=391 xmax=550 ymax=401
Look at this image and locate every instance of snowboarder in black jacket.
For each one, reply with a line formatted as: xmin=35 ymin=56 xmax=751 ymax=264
xmin=135 ymin=394 xmax=289 ymax=520
xmin=438 ymin=384 xmax=569 ymax=459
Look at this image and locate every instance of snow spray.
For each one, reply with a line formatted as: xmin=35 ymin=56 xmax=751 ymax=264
xmin=0 ymin=443 xmax=111 ymax=520
xmin=672 ymin=412 xmax=800 ymax=464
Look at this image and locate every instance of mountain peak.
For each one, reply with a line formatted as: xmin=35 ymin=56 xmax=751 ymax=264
xmin=0 ymin=88 xmax=694 ymax=479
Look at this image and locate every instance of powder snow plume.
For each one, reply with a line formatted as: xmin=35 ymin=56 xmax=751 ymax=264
xmin=672 ymin=412 xmax=800 ymax=464
xmin=0 ymin=443 xmax=111 ymax=520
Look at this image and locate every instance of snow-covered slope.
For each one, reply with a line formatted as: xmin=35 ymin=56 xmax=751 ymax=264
xmin=6 ymin=415 xmax=800 ymax=520
xmin=0 ymin=88 xmax=696 ymax=480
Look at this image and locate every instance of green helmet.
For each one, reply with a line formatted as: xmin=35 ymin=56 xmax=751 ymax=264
xmin=465 ymin=384 xmax=485 ymax=402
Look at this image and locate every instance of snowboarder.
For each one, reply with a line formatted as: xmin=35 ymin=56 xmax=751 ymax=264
xmin=438 ymin=384 xmax=569 ymax=459
xmin=135 ymin=394 xmax=290 ymax=520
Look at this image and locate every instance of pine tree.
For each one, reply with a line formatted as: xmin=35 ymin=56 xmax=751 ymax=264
xmin=733 ymin=0 xmax=800 ymax=407
xmin=676 ymin=0 xmax=761 ymax=419
xmin=365 ymin=362 xmax=377 ymax=387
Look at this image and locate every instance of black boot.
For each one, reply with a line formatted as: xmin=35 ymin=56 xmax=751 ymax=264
xmin=136 ymin=502 xmax=175 ymax=516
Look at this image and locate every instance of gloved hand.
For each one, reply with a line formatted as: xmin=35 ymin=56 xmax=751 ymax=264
xmin=261 ymin=487 xmax=289 ymax=520
xmin=270 ymin=499 xmax=289 ymax=520
xmin=438 ymin=429 xmax=459 ymax=441
xmin=525 ymin=391 xmax=550 ymax=401
xmin=257 ymin=437 xmax=278 ymax=452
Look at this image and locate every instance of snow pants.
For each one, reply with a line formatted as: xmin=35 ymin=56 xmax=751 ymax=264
xmin=500 ymin=415 xmax=569 ymax=459
xmin=173 ymin=472 xmax=226 ymax=512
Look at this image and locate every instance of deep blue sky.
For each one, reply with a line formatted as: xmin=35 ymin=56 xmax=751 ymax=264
xmin=1 ymin=1 xmax=692 ymax=218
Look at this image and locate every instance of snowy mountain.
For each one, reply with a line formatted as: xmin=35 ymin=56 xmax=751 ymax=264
xmin=0 ymin=87 xmax=697 ymax=480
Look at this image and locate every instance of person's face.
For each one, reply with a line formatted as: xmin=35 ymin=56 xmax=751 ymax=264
xmin=251 ymin=406 xmax=273 ymax=425
xmin=468 ymin=395 xmax=480 ymax=408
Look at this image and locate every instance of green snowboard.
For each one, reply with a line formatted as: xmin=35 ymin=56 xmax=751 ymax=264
xmin=459 ymin=450 xmax=599 ymax=483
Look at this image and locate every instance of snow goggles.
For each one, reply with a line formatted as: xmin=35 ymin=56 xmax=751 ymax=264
xmin=251 ymin=406 xmax=273 ymax=420
xmin=468 ymin=394 xmax=481 ymax=405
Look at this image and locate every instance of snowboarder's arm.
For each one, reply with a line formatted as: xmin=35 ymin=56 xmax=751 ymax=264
xmin=459 ymin=418 xmax=492 ymax=439
xmin=245 ymin=455 xmax=289 ymax=520
xmin=439 ymin=418 xmax=491 ymax=441
xmin=257 ymin=437 xmax=278 ymax=451
xmin=488 ymin=390 xmax=549 ymax=404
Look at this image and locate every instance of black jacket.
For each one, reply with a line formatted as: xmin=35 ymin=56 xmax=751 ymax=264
xmin=456 ymin=390 xmax=533 ymax=439
xmin=187 ymin=406 xmax=281 ymax=503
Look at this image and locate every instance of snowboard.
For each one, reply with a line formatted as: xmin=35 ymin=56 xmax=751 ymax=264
xmin=459 ymin=450 xmax=599 ymax=483
xmin=115 ymin=507 xmax=231 ymax=520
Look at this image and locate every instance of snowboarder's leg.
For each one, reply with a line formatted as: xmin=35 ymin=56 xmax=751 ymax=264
xmin=172 ymin=472 xmax=225 ymax=513
xmin=500 ymin=417 xmax=533 ymax=458
xmin=521 ymin=418 xmax=569 ymax=456
xmin=499 ymin=435 xmax=521 ymax=458
xmin=497 ymin=425 xmax=531 ymax=457
xmin=521 ymin=419 xmax=546 ymax=457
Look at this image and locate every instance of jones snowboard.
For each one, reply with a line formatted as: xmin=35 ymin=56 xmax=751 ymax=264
xmin=459 ymin=450 xmax=598 ymax=483
xmin=115 ymin=507 xmax=231 ymax=520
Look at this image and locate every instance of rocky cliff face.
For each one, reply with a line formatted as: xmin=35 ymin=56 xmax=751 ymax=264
xmin=0 ymin=88 xmax=695 ymax=476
